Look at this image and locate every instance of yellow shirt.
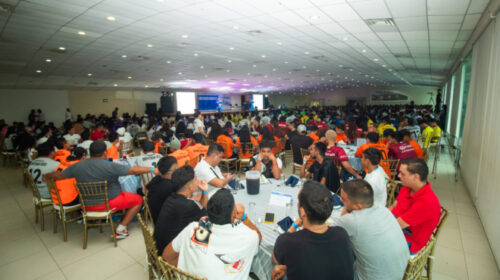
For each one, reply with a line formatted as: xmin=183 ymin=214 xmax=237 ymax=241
xmin=301 ymin=115 xmax=309 ymax=124
xmin=422 ymin=126 xmax=434 ymax=147
xmin=432 ymin=126 xmax=442 ymax=142
xmin=377 ymin=123 xmax=396 ymax=136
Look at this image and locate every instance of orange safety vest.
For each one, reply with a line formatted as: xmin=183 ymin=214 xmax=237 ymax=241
xmin=170 ymin=149 xmax=190 ymax=167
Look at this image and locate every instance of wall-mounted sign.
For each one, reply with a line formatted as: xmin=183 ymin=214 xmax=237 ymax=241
xmin=102 ymin=98 xmax=108 ymax=103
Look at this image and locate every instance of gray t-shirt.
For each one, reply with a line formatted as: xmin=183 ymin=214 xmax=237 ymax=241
xmin=62 ymin=159 xmax=130 ymax=204
xmin=333 ymin=206 xmax=410 ymax=280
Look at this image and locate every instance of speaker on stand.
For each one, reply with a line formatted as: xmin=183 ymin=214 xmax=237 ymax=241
xmin=160 ymin=91 xmax=175 ymax=114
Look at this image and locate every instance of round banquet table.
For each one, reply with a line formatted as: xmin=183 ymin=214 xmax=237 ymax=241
xmin=232 ymin=178 xmax=343 ymax=280
xmin=342 ymin=145 xmax=363 ymax=171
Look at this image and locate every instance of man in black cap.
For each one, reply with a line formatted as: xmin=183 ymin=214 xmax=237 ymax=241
xmin=45 ymin=140 xmax=159 ymax=240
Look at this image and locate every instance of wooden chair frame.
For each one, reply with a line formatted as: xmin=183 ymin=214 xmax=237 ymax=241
xmin=27 ymin=173 xmax=53 ymax=231
xmin=141 ymin=172 xmax=155 ymax=194
xmin=46 ymin=180 xmax=82 ymax=241
xmin=142 ymin=196 xmax=155 ymax=230
xmin=74 ymin=181 xmax=117 ymax=249
xmin=290 ymin=145 xmax=303 ymax=175
xmin=402 ymin=237 xmax=437 ymax=280
xmin=381 ymin=158 xmax=400 ymax=180
xmin=423 ymin=207 xmax=449 ymax=280
xmin=386 ymin=179 xmax=402 ymax=207
xmin=158 ymin=257 xmax=207 ymax=280
xmin=236 ymin=142 xmax=256 ymax=174
xmin=138 ymin=214 xmax=162 ymax=280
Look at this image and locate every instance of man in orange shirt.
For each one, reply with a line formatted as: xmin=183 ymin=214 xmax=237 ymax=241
xmin=335 ymin=125 xmax=348 ymax=144
xmin=106 ymin=132 xmax=120 ymax=160
xmin=216 ymin=128 xmax=236 ymax=158
xmin=185 ymin=134 xmax=209 ymax=162
xmin=401 ymin=129 xmax=423 ymax=158
xmin=151 ymin=132 xmax=164 ymax=154
xmin=355 ymin=132 xmax=391 ymax=177
xmin=168 ymin=138 xmax=190 ymax=167
xmin=307 ymin=125 xmax=320 ymax=143
xmin=53 ymin=147 xmax=87 ymax=206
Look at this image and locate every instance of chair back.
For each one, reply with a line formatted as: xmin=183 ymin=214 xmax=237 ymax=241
xmin=26 ymin=172 xmax=43 ymax=201
xmin=141 ymin=173 xmax=155 ymax=190
xmin=157 ymin=256 xmax=207 ymax=280
xmin=46 ymin=179 xmax=65 ymax=211
xmin=205 ymin=138 xmax=214 ymax=146
xmin=381 ymin=158 xmax=400 ymax=179
xmin=432 ymin=207 xmax=449 ymax=239
xmin=137 ymin=214 xmax=161 ymax=279
xmin=143 ymin=196 xmax=155 ymax=228
xmin=300 ymin=147 xmax=310 ymax=159
xmin=402 ymin=237 xmax=437 ymax=280
xmin=386 ymin=179 xmax=402 ymax=207
xmin=74 ymin=181 xmax=111 ymax=214
xmin=237 ymin=142 xmax=256 ymax=159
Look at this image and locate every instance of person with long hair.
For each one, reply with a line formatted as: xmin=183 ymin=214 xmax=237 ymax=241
xmin=236 ymin=125 xmax=258 ymax=158
xmin=258 ymin=126 xmax=280 ymax=154
xmin=208 ymin=122 xmax=221 ymax=142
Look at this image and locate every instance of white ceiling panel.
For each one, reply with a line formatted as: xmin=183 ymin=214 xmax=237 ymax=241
xmin=0 ymin=0 xmax=490 ymax=90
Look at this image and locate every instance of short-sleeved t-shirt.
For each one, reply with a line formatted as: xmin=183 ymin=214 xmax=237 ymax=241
xmin=325 ymin=145 xmax=349 ymax=162
xmin=62 ymin=159 xmax=130 ymax=203
xmin=29 ymin=157 xmax=60 ymax=199
xmin=421 ymin=126 xmax=434 ymax=147
xmin=146 ymin=176 xmax=176 ymax=224
xmin=389 ymin=142 xmax=418 ymax=163
xmin=172 ymin=221 xmax=259 ymax=280
xmin=135 ymin=152 xmax=162 ymax=168
xmin=274 ymin=227 xmax=355 ymax=280
xmin=185 ymin=143 xmax=209 ymax=160
xmin=333 ymin=207 xmax=410 ymax=280
xmin=154 ymin=193 xmax=206 ymax=253
xmin=194 ymin=119 xmax=205 ymax=135
xmin=249 ymin=157 xmax=282 ymax=178
xmin=391 ymin=183 xmax=441 ymax=253
xmin=64 ymin=133 xmax=81 ymax=146
xmin=290 ymin=134 xmax=314 ymax=164
xmin=409 ymin=140 xmax=424 ymax=158
xmin=308 ymin=158 xmax=340 ymax=193
xmin=364 ymin=166 xmax=389 ymax=207
xmin=195 ymin=159 xmax=224 ymax=192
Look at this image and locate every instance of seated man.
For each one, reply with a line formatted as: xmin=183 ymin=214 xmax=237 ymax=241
xmin=429 ymin=120 xmax=441 ymax=143
xmin=151 ymin=132 xmax=163 ymax=154
xmin=355 ymin=132 xmax=391 ymax=178
xmin=250 ymin=141 xmax=282 ymax=179
xmin=54 ymin=138 xmax=72 ymax=166
xmin=306 ymin=125 xmax=319 ymax=143
xmin=419 ymin=120 xmax=433 ymax=148
xmin=362 ymin=148 xmax=389 ymax=207
xmin=195 ymin=144 xmax=234 ymax=193
xmin=63 ymin=124 xmax=81 ymax=146
xmin=401 ymin=129 xmax=423 ymax=158
xmin=334 ymin=179 xmax=409 ymax=280
xmin=272 ymin=181 xmax=355 ymax=280
xmin=154 ymin=165 xmax=209 ymax=255
xmin=136 ymin=141 xmax=163 ymax=168
xmin=146 ymin=156 xmax=178 ymax=224
xmin=106 ymin=132 xmax=120 ymax=160
xmin=324 ymin=130 xmax=361 ymax=182
xmin=300 ymin=142 xmax=340 ymax=193
xmin=388 ymin=131 xmax=418 ymax=164
xmin=390 ymin=158 xmax=441 ymax=254
xmin=184 ymin=133 xmax=209 ymax=161
xmin=163 ymin=189 xmax=261 ymax=279
xmin=29 ymin=142 xmax=60 ymax=199
xmin=290 ymin=124 xmax=314 ymax=164
xmin=46 ymin=140 xmax=158 ymax=239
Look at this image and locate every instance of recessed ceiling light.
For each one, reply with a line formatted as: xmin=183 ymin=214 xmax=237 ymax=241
xmin=166 ymin=60 xmax=171 ymax=64
xmin=200 ymin=65 xmax=204 ymax=69
xmin=316 ymin=69 xmax=320 ymax=72
xmin=284 ymin=61 xmax=288 ymax=64
xmin=147 ymin=44 xmax=153 ymax=48
xmin=178 ymin=72 xmax=182 ymax=75
xmin=388 ymin=69 xmax=392 ymax=71
xmin=338 ymin=64 xmax=343 ymax=67
xmin=229 ymin=47 xmax=235 ymax=50
xmin=160 ymin=78 xmax=164 ymax=82
xmin=233 ymin=25 xmax=239 ymax=30
xmin=77 ymin=31 xmax=86 ymax=35
xmin=343 ymin=37 xmax=348 ymax=41
xmin=107 ymin=16 xmax=115 ymax=21
xmin=145 ymin=85 xmax=149 ymax=88
xmin=302 ymin=65 xmax=306 ymax=69
xmin=310 ymin=15 xmax=320 ymax=20
xmin=88 ymin=73 xmax=92 ymax=77
xmin=181 ymin=34 xmax=188 ymax=39
xmin=227 ymin=60 xmax=232 ymax=63
xmin=193 ymin=53 xmax=198 ymax=56
xmin=45 ymin=58 xmax=51 ymax=63
xmin=272 ymin=68 xmax=276 ymax=71
xmin=113 ymin=83 xmax=118 ymax=87
xmin=226 ymin=69 xmax=230 ymax=72
xmin=128 ymin=76 xmax=132 ymax=79
xmin=121 ymin=54 xmax=127 ymax=58
xmin=252 ymin=65 xmax=256 ymax=68
xmin=276 ymin=42 xmax=283 ymax=46
xmin=373 ymin=58 xmax=379 ymax=61
xmin=304 ymin=51 xmax=310 ymax=55
xmin=59 ymin=46 xmax=66 ymax=51
xmin=261 ymin=54 xmax=266 ymax=58
xmin=382 ymin=65 xmax=387 ymax=67
xmin=36 ymin=70 xmax=42 ymax=73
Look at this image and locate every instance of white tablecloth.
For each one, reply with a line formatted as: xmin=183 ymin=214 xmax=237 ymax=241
xmin=341 ymin=145 xmax=363 ymax=171
xmin=233 ymin=179 xmax=342 ymax=280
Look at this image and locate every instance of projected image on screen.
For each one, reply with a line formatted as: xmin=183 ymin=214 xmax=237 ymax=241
xmin=176 ymin=92 xmax=196 ymax=114
xmin=197 ymin=94 xmax=219 ymax=111
xmin=253 ymin=94 xmax=264 ymax=110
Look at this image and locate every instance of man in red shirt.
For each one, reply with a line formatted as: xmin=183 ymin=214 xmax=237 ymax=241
xmin=401 ymin=129 xmax=423 ymax=158
xmin=90 ymin=123 xmax=106 ymax=141
xmin=324 ymin=130 xmax=360 ymax=181
xmin=390 ymin=158 xmax=441 ymax=254
xmin=388 ymin=131 xmax=418 ymax=169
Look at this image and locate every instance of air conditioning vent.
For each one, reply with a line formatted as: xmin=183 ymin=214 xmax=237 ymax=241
xmin=365 ymin=18 xmax=397 ymax=32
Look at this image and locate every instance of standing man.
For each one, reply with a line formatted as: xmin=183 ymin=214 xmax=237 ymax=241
xmin=193 ymin=112 xmax=208 ymax=143
xmin=290 ymin=124 xmax=314 ymax=165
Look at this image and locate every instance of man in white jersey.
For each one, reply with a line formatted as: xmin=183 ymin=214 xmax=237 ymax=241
xmin=362 ymin=148 xmax=389 ymax=207
xmin=135 ymin=141 xmax=162 ymax=168
xmin=28 ymin=142 xmax=59 ymax=199
xmin=63 ymin=125 xmax=81 ymax=146
xmin=163 ymin=188 xmax=261 ymax=280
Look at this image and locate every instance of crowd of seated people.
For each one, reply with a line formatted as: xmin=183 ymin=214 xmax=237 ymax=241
xmin=0 ymin=102 xmax=444 ymax=279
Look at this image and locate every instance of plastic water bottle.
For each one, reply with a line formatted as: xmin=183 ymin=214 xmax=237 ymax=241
xmin=280 ymin=173 xmax=286 ymax=186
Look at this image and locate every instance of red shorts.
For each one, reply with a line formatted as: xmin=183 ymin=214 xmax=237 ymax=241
xmin=85 ymin=192 xmax=142 ymax=211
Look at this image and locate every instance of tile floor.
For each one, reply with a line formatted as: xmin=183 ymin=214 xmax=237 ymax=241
xmin=0 ymin=152 xmax=498 ymax=280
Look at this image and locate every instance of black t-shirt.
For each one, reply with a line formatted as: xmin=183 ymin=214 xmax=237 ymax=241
xmin=146 ymin=176 xmax=176 ymax=224
xmin=154 ymin=193 xmax=206 ymax=253
xmin=285 ymin=130 xmax=298 ymax=150
xmin=308 ymin=158 xmax=340 ymax=193
xmin=290 ymin=134 xmax=314 ymax=164
xmin=274 ymin=227 xmax=354 ymax=280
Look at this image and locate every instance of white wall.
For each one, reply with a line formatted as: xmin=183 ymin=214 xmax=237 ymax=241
xmin=0 ymin=89 xmax=69 ymax=125
xmin=460 ymin=17 xmax=500 ymax=268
